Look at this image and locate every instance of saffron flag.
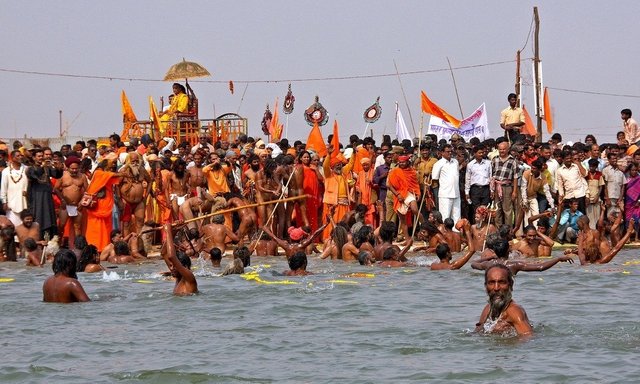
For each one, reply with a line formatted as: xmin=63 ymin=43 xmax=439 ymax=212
xmin=149 ymin=96 xmax=162 ymax=139
xmin=269 ymin=99 xmax=284 ymax=142
xmin=543 ymin=87 xmax=553 ymax=134
xmin=395 ymin=102 xmax=412 ymax=141
xmin=420 ymin=90 xmax=461 ymax=128
xmin=330 ymin=120 xmax=346 ymax=164
xmin=121 ymin=90 xmax=138 ymax=141
xmin=521 ymin=105 xmax=537 ymax=136
xmin=306 ymin=122 xmax=327 ymax=157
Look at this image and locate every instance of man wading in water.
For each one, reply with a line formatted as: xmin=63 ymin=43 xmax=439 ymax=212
xmin=162 ymin=223 xmax=198 ymax=295
xmin=43 ymin=249 xmax=90 ymax=303
xmin=475 ymin=264 xmax=532 ymax=337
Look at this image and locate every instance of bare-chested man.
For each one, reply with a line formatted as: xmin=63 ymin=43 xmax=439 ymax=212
xmin=378 ymin=239 xmax=413 ymax=268
xmin=118 ymin=152 xmax=151 ymax=235
xmin=511 ymin=225 xmax=555 ymax=258
xmin=278 ymin=154 xmax=307 ymax=232
xmin=107 ymin=241 xmax=136 ymax=264
xmin=442 ymin=218 xmax=463 ymax=252
xmin=167 ymin=158 xmax=190 ymax=220
xmin=54 ymin=156 xmax=88 ymax=246
xmin=243 ymin=154 xmax=261 ymax=202
xmin=576 ymin=218 xmax=634 ymax=264
xmin=200 ymin=214 xmax=240 ymax=254
xmin=15 ymin=211 xmax=42 ymax=258
xmin=187 ymin=150 xmax=207 ymax=197
xmin=255 ymin=159 xmax=281 ymax=232
xmin=373 ymin=221 xmax=401 ymax=261
xmin=24 ymin=238 xmax=43 ymax=267
xmin=179 ymin=196 xmax=213 ymax=231
xmin=475 ymin=264 xmax=532 ymax=337
xmin=162 ymin=223 xmax=198 ymax=295
xmin=431 ymin=221 xmax=475 ymax=270
xmin=100 ymin=230 xmax=144 ymax=261
xmin=225 ymin=196 xmax=257 ymax=243
xmin=43 ymin=249 xmax=90 ymax=303
xmin=462 ymin=206 xmax=497 ymax=252
xmin=471 ymin=239 xmax=573 ymax=275
xmin=249 ymin=232 xmax=279 ymax=256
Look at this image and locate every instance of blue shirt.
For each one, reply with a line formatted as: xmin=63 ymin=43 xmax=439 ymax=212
xmin=558 ymin=209 xmax=583 ymax=230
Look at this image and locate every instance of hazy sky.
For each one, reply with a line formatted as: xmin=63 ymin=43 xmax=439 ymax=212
xmin=1 ymin=1 xmax=639 ymax=144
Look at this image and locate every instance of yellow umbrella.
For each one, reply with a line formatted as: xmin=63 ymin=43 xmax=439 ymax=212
xmin=163 ymin=58 xmax=211 ymax=81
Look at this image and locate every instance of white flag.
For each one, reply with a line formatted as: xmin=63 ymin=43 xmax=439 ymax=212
xmin=395 ymin=102 xmax=412 ymax=141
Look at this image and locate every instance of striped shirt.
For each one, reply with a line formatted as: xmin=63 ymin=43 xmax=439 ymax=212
xmin=491 ymin=155 xmax=518 ymax=183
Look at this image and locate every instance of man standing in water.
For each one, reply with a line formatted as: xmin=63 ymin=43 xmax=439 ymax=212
xmin=162 ymin=223 xmax=198 ymax=295
xmin=42 ymin=249 xmax=90 ymax=303
xmin=475 ymin=264 xmax=532 ymax=336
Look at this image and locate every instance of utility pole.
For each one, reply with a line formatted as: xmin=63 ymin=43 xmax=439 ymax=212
xmin=533 ymin=6 xmax=542 ymax=142
xmin=515 ymin=50 xmax=521 ymax=108
xmin=59 ymin=110 xmax=63 ymax=137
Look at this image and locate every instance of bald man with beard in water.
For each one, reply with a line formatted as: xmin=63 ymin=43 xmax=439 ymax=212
xmin=475 ymin=264 xmax=532 ymax=337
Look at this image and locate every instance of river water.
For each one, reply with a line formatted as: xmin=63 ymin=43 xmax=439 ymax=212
xmin=0 ymin=249 xmax=639 ymax=383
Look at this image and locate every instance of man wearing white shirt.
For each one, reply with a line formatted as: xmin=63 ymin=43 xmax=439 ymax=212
xmin=0 ymin=150 xmax=29 ymax=226
xmin=464 ymin=144 xmax=492 ymax=222
xmin=432 ymin=144 xmax=460 ymax=223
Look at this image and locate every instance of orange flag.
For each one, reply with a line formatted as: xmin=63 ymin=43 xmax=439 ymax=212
xmin=420 ymin=90 xmax=461 ymax=128
xmin=269 ymin=99 xmax=283 ymax=142
xmin=149 ymin=96 xmax=162 ymax=139
xmin=331 ymin=120 xmax=346 ymax=164
xmin=543 ymin=87 xmax=553 ymax=134
xmin=121 ymin=90 xmax=138 ymax=141
xmin=306 ymin=122 xmax=327 ymax=157
xmin=521 ymin=105 xmax=537 ymax=136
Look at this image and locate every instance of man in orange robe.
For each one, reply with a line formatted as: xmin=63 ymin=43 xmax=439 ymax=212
xmin=387 ymin=155 xmax=421 ymax=244
xmin=356 ymin=157 xmax=377 ymax=226
xmin=322 ymin=146 xmax=356 ymax=239
xmin=85 ymin=160 xmax=120 ymax=252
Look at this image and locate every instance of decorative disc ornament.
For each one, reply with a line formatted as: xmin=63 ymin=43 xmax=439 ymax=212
xmin=261 ymin=104 xmax=272 ymax=136
xmin=283 ymin=83 xmax=295 ymax=114
xmin=304 ymin=95 xmax=329 ymax=126
xmin=363 ymin=96 xmax=382 ymax=123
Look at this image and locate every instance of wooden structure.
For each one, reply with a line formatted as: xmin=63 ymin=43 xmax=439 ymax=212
xmin=124 ymin=86 xmax=247 ymax=145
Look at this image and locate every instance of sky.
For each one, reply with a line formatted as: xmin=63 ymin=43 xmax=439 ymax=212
xmin=1 ymin=0 xmax=639 ymax=145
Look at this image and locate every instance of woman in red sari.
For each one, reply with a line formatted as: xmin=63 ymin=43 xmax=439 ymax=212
xmin=84 ymin=159 xmax=120 ymax=252
xmin=296 ymin=151 xmax=323 ymax=233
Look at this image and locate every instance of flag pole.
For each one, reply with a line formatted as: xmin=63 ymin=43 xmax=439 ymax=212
xmin=362 ymin=122 xmax=370 ymax=138
xmin=285 ymin=114 xmax=289 ymax=139
xmin=446 ymin=57 xmax=464 ymax=118
xmin=393 ymin=60 xmax=417 ymax=138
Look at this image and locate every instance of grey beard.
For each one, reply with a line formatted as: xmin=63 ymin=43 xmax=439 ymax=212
xmin=130 ymin=166 xmax=140 ymax=178
xmin=488 ymin=289 xmax=513 ymax=320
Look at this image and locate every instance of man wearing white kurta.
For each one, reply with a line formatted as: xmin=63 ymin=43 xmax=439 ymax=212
xmin=0 ymin=150 xmax=29 ymax=226
xmin=432 ymin=144 xmax=460 ymax=224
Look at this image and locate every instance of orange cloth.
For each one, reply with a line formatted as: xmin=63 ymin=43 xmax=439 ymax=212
xmin=387 ymin=167 xmax=420 ymax=212
xmin=356 ymin=168 xmax=376 ymax=225
xmin=421 ymin=90 xmax=461 ymax=127
xmin=203 ymin=164 xmax=231 ymax=194
xmin=322 ymin=202 xmax=350 ymax=240
xmin=307 ymin=122 xmax=328 ymax=157
xmin=543 ymin=87 xmax=553 ymax=134
xmin=269 ymin=99 xmax=284 ymax=142
xmin=121 ymin=90 xmax=138 ymax=141
xmin=85 ymin=169 xmax=119 ymax=251
xmin=352 ymin=146 xmax=371 ymax=173
xmin=299 ymin=165 xmax=321 ymax=232
xmin=522 ymin=105 xmax=537 ymax=136
xmin=330 ymin=120 xmax=346 ymax=164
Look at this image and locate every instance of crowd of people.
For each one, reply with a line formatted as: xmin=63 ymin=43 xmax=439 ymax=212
xmin=3 ymin=92 xmax=639 ymax=337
